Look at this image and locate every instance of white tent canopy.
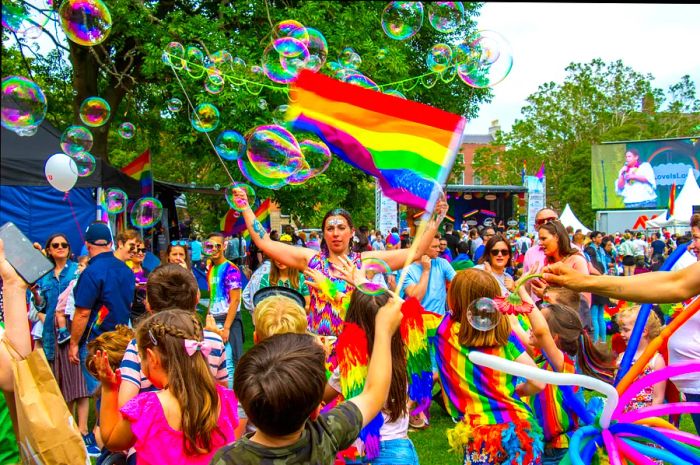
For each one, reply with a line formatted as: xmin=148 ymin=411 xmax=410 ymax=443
xmin=560 ymin=204 xmax=591 ymax=234
xmin=647 ymin=168 xmax=700 ymax=228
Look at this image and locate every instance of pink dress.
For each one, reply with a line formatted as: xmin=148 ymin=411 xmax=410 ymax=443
xmin=120 ymin=384 xmax=238 ymax=465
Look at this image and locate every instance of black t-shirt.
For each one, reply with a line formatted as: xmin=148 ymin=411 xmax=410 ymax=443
xmin=445 ymin=232 xmax=460 ymax=256
xmin=651 ymin=240 xmax=666 ymax=256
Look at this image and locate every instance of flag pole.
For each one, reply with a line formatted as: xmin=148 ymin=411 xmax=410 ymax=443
xmin=395 ymin=216 xmax=432 ymax=293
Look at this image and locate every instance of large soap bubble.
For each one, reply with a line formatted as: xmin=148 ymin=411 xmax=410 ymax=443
xmin=456 ymin=30 xmax=513 ymax=89
xmin=59 ymin=0 xmax=113 ymax=46
xmin=427 ymin=1 xmax=464 ymax=33
xmin=69 ymin=151 xmax=96 ymax=177
xmin=237 ymin=150 xmax=289 ymax=190
xmin=246 ymin=125 xmax=304 ymax=179
xmin=102 ymin=188 xmax=127 ymax=214
xmin=356 ymin=258 xmax=391 ymax=296
xmin=79 ymin=96 xmax=110 ymax=127
xmin=163 ymin=42 xmax=186 ymax=69
xmin=190 ymin=103 xmax=220 ymax=133
xmin=130 ymin=197 xmax=163 ymax=229
xmin=287 ymin=139 xmax=332 ymax=185
xmin=3 ymin=0 xmax=53 ymax=38
xmin=224 ymin=182 xmax=255 ymax=212
xmin=215 ymin=130 xmax=246 ymax=161
xmin=304 ymin=27 xmax=328 ymax=72
xmin=427 ymin=43 xmax=452 ymax=72
xmin=381 ymin=1 xmax=423 ymax=41
xmin=60 ymin=125 xmax=93 ymax=155
xmin=467 ymin=297 xmax=501 ymax=331
xmin=1 ymin=76 xmax=47 ymax=134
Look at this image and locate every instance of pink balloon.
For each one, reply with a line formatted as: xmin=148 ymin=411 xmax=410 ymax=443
xmin=619 ymin=402 xmax=700 ymax=424
xmin=651 ymin=427 xmax=700 ymax=448
xmin=614 ymin=438 xmax=657 ymax=465
xmin=602 ymin=429 xmax=622 ymax=465
xmin=614 ymin=360 xmax=700 ymax=419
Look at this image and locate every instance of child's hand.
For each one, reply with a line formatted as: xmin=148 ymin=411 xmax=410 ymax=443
xmin=375 ymin=298 xmax=403 ymax=335
xmin=94 ymin=350 xmax=121 ymax=390
xmin=204 ymin=314 xmax=219 ymax=334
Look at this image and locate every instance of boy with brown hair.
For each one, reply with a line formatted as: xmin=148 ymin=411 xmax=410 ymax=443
xmin=211 ymin=298 xmax=403 ymax=464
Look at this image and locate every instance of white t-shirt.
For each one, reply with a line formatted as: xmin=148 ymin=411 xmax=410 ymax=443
xmin=668 ymin=311 xmax=700 ymax=394
xmin=616 ymin=162 xmax=657 ymax=205
xmin=328 ymin=369 xmax=409 ymax=444
xmin=632 ymin=239 xmax=648 ymax=257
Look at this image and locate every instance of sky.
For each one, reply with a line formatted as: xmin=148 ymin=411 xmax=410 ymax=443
xmin=466 ymin=2 xmax=700 ymax=135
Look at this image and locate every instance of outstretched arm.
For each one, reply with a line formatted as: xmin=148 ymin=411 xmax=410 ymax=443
xmin=543 ymin=260 xmax=700 ymax=303
xmin=233 ymin=189 xmax=315 ymax=270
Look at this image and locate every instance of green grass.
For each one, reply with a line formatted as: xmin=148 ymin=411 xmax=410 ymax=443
xmin=89 ymin=312 xmax=697 ymax=464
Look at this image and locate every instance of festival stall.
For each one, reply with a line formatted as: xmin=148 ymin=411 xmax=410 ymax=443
xmin=646 ymin=168 xmax=700 ymax=230
xmin=560 ymin=203 xmax=592 ymax=234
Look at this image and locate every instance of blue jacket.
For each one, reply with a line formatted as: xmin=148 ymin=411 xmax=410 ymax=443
xmin=36 ymin=261 xmax=78 ymax=360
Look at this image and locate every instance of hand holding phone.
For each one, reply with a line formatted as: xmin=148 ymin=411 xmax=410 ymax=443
xmin=0 ymin=222 xmax=54 ymax=285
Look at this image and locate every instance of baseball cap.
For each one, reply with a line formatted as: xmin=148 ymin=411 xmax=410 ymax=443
xmin=253 ymin=286 xmax=306 ymax=309
xmin=85 ymin=222 xmax=113 ymax=245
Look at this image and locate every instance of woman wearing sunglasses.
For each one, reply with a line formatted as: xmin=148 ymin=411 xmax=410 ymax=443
xmin=163 ymin=240 xmax=192 ymax=270
xmin=474 ymin=234 xmax=516 ymax=295
xmin=127 ymin=239 xmax=151 ymax=324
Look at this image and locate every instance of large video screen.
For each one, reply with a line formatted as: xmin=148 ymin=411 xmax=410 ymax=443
xmin=591 ymin=138 xmax=699 ymax=210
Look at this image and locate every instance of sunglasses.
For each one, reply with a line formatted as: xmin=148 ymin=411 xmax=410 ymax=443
xmin=134 ymin=247 xmax=147 ymax=254
xmin=171 ymin=240 xmax=188 ymax=246
xmin=204 ymin=242 xmax=222 ymax=249
xmin=490 ymin=249 xmax=510 ymax=257
xmin=50 ymin=242 xmax=69 ymax=249
xmin=535 ymin=217 xmax=558 ymax=227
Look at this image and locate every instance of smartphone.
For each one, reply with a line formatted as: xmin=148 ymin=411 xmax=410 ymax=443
xmin=0 ymin=222 xmax=54 ymax=285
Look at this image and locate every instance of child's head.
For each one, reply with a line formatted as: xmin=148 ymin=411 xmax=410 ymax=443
xmin=234 ymin=333 xmax=326 ymax=437
xmin=85 ymin=325 xmax=135 ymax=378
xmin=448 ymin=269 xmax=511 ymax=347
xmin=617 ymin=305 xmax=662 ymax=343
xmin=77 ymin=255 xmax=89 ymax=273
xmin=135 ymin=309 xmax=222 ymax=455
xmin=146 ymin=264 xmax=199 ymax=312
xmin=253 ymin=295 xmax=308 ymax=342
xmin=345 ymin=291 xmax=407 ymax=423
xmin=543 ymin=286 xmax=581 ymax=310
xmin=541 ymin=303 xmax=615 ymax=382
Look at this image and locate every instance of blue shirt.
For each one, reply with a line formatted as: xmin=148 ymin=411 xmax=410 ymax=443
xmin=74 ymin=252 xmax=135 ymax=345
xmin=190 ymin=240 xmax=203 ymax=261
xmin=400 ymin=257 xmax=456 ymax=314
xmin=473 ymin=244 xmax=486 ymax=262
xmin=36 ymin=261 xmax=78 ymax=360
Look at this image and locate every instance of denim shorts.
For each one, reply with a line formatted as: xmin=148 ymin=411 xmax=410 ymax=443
xmin=344 ymin=439 xmax=419 ymax=465
xmin=80 ymin=343 xmax=100 ymax=394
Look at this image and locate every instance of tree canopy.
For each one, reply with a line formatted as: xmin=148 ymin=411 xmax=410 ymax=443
xmin=2 ymin=0 xmax=490 ymax=230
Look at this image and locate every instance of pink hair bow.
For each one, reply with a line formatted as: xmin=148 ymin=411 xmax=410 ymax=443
xmin=184 ymin=339 xmax=212 ymax=357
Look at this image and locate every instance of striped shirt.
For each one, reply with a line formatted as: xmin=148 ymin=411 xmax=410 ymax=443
xmin=119 ymin=329 xmax=227 ymax=391
xmin=531 ymin=354 xmax=579 ymax=448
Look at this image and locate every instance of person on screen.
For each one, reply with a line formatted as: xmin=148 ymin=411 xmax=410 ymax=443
xmin=615 ymin=148 xmax=657 ymax=208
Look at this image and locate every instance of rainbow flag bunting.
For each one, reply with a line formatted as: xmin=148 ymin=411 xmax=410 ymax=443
xmin=220 ymin=198 xmax=271 ymax=237
xmin=287 ymin=70 xmax=466 ymax=212
xmin=121 ymin=149 xmax=153 ymax=197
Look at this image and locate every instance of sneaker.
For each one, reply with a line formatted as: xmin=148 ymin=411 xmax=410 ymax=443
xmin=82 ymin=432 xmax=101 ymax=457
xmin=57 ymin=328 xmax=71 ymax=345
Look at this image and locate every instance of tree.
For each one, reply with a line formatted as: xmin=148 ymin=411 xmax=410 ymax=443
xmin=3 ymin=0 xmax=490 ymax=231
xmin=472 ymin=58 xmax=700 ymax=225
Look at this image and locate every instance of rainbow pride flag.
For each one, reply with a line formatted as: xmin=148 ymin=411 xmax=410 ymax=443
xmin=666 ymin=182 xmax=676 ymax=220
xmin=121 ymin=149 xmax=153 ymax=197
xmin=287 ymin=70 xmax=466 ymax=212
xmin=220 ymin=198 xmax=271 ymax=237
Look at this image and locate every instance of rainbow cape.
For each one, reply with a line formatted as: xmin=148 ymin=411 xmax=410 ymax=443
xmin=287 ymin=70 xmax=466 ymax=211
xmin=400 ymin=297 xmax=433 ymax=415
xmin=121 ymin=149 xmax=153 ymax=197
xmin=220 ymin=198 xmax=271 ymax=237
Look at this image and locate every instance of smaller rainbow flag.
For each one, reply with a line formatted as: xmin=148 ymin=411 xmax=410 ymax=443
xmin=535 ymin=162 xmax=545 ymax=181
xmin=121 ymin=149 xmax=153 ymax=197
xmin=480 ymin=209 xmax=497 ymax=217
xmin=666 ymin=182 xmax=676 ymax=220
xmin=221 ymin=198 xmax=271 ymax=237
xmin=462 ymin=209 xmax=479 ymax=219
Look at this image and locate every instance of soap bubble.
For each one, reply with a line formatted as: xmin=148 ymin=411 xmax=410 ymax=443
xmin=15 ymin=125 xmax=38 ymax=137
xmin=456 ymin=30 xmax=513 ymax=89
xmin=384 ymin=89 xmax=407 ymax=99
xmin=1 ymin=76 xmax=47 ymax=133
xmin=376 ymin=48 xmax=388 ymax=60
xmin=102 ymin=188 xmax=127 ymax=214
xmin=205 ymin=78 xmax=224 ymax=94
xmin=185 ymin=46 xmax=206 ymax=79
xmin=381 ymin=1 xmax=423 ymax=41
xmin=345 ymin=73 xmax=379 ymax=91
xmin=163 ymin=42 xmax=186 ymax=69
xmin=304 ymin=27 xmax=328 ymax=72
xmin=356 ymin=258 xmax=391 ymax=296
xmin=69 ymin=151 xmax=96 ymax=177
xmin=190 ymin=103 xmax=220 ymax=133
xmin=214 ymin=130 xmax=246 ymax=161
xmin=427 ymin=43 xmax=452 ymax=72
xmin=273 ymin=37 xmax=308 ymax=58
xmin=59 ymin=0 xmax=112 ymax=46
xmin=467 ymin=297 xmax=501 ymax=331
xmin=427 ymin=1 xmax=464 ymax=33
xmin=237 ymin=151 xmax=288 ymax=190
xmin=225 ymin=182 xmax=255 ymax=212
xmin=272 ymin=105 xmax=288 ymax=125
xmin=130 ymin=197 xmax=163 ymax=229
xmin=60 ymin=125 xmax=93 ymax=155
xmin=118 ymin=122 xmax=135 ymax=139
xmin=287 ymin=139 xmax=332 ymax=185
xmin=167 ymin=98 xmax=182 ymax=112
xmin=79 ymin=96 xmax=110 ymax=127
xmin=3 ymin=0 xmax=53 ymax=37
xmin=272 ymin=20 xmax=309 ymax=46
xmin=246 ymin=125 xmax=304 ymax=179
xmin=262 ymin=44 xmax=299 ymax=84
xmin=258 ymin=98 xmax=268 ymax=110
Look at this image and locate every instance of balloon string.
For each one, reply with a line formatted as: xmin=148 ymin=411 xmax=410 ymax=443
xmin=64 ymin=192 xmax=85 ymax=243
xmin=165 ymin=60 xmax=237 ymax=186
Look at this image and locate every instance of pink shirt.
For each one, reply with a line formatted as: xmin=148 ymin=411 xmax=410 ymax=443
xmin=524 ymin=244 xmax=590 ymax=304
xmin=120 ymin=384 xmax=238 ymax=465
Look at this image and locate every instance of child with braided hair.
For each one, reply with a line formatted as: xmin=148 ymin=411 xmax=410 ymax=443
xmin=94 ymin=309 xmax=239 ymax=464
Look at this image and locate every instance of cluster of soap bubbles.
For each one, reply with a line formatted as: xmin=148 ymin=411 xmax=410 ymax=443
xmin=130 ymin=197 xmax=163 ymax=228
xmin=2 ymin=0 xmax=54 ymax=40
xmin=58 ymin=0 xmax=113 ymax=46
xmin=1 ymin=76 xmax=47 ymax=136
xmin=261 ymin=20 xmax=328 ymax=84
xmin=381 ymin=1 xmax=464 ymax=40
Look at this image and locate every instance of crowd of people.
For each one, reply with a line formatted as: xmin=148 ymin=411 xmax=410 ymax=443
xmin=0 ymin=195 xmax=699 ymax=465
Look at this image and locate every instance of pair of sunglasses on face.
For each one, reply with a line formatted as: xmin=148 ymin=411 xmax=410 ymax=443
xmin=127 ymin=244 xmax=147 ymax=254
xmin=50 ymin=242 xmax=69 ymax=249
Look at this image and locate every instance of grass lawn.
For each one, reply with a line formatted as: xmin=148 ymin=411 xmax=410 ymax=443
xmin=90 ymin=310 xmax=697 ymax=464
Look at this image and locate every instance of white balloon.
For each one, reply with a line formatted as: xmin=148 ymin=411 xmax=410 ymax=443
xmin=45 ymin=153 xmax=78 ymax=192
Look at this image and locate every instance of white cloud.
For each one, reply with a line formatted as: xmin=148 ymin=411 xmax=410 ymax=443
xmin=466 ymin=3 xmax=700 ymax=134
